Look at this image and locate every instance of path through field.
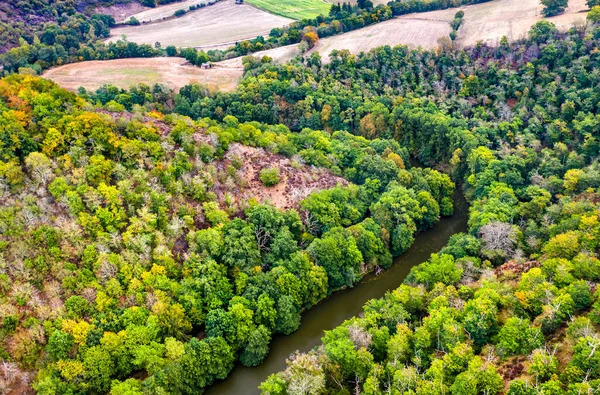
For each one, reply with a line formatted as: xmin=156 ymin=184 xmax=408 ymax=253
xmin=107 ymin=1 xmax=292 ymax=48
xmin=42 ymin=57 xmax=243 ymax=92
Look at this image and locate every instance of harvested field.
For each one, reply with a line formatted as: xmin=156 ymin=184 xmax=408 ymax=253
xmin=114 ymin=0 xmax=212 ymax=23
xmin=223 ymin=144 xmax=348 ymax=210
xmin=245 ymin=0 xmax=331 ymax=19
xmin=222 ymin=9 xmax=455 ymax=67
xmin=307 ymin=11 xmax=455 ymax=59
xmin=107 ymin=1 xmax=293 ymax=48
xmin=455 ymin=0 xmax=589 ymax=47
xmin=42 ymin=57 xmax=243 ymax=92
xmin=228 ymin=0 xmax=589 ymax=67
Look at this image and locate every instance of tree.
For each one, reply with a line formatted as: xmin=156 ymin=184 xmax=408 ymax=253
xmin=496 ymin=318 xmax=543 ymax=356
xmin=276 ymin=295 xmax=301 ymax=335
xmin=179 ymin=337 xmax=234 ymax=390
xmin=541 ymin=0 xmax=568 ymax=17
xmin=307 ymin=227 xmax=363 ymax=290
xmin=463 ymin=297 xmax=498 ymax=348
xmin=240 ymin=325 xmax=271 ymax=367
xmin=83 ymin=346 xmax=115 ymax=393
xmin=406 ymin=254 xmax=462 ymax=289
xmin=588 ymin=5 xmax=600 ymax=23
xmin=221 ymin=219 xmax=261 ymax=272
xmin=259 ymin=167 xmax=281 ymax=187
xmin=478 ymin=222 xmax=517 ymax=264
xmin=46 ymin=331 xmax=74 ymax=362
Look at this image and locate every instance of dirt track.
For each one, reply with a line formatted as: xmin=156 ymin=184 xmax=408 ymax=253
xmin=42 ymin=57 xmax=243 ymax=92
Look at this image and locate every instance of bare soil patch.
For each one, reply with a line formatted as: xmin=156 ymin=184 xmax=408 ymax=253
xmin=107 ymin=1 xmax=293 ymax=48
xmin=42 ymin=57 xmax=243 ymax=92
xmin=222 ymin=144 xmax=348 ymax=210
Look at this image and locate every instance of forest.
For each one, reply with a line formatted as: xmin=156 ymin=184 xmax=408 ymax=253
xmin=0 ymin=73 xmax=453 ymax=392
xmin=1 ymin=3 xmax=600 ymax=395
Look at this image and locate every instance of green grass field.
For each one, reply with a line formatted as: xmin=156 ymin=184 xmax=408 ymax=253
xmin=245 ymin=0 xmax=331 ymax=20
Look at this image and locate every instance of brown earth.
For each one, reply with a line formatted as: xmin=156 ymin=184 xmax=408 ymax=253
xmin=97 ymin=111 xmax=347 ymax=210
xmin=221 ymin=144 xmax=348 ymax=210
xmin=41 ymin=57 xmax=243 ymax=92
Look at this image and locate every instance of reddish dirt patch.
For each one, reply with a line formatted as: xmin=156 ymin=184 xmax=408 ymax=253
xmin=222 ymin=143 xmax=348 ymax=210
xmin=494 ymin=260 xmax=540 ymax=276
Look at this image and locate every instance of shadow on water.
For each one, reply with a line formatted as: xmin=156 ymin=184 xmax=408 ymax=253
xmin=206 ymin=191 xmax=469 ymax=395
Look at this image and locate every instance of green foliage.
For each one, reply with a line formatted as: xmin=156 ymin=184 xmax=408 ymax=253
xmin=541 ymin=0 xmax=568 ymax=16
xmin=259 ymin=167 xmax=281 ymax=187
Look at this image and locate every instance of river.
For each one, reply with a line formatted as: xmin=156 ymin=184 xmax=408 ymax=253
xmin=205 ymin=191 xmax=469 ymax=395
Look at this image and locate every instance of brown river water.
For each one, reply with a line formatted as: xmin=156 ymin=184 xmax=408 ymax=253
xmin=205 ymin=191 xmax=469 ymax=394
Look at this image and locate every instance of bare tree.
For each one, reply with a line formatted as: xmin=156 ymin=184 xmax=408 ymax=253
xmin=479 ymin=221 xmax=517 ymax=258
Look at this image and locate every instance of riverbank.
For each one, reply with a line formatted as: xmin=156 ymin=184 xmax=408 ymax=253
xmin=205 ymin=190 xmax=469 ymax=394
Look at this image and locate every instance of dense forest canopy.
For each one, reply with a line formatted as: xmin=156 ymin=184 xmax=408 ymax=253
xmin=0 ymin=73 xmax=454 ymax=393
xmin=2 ymin=0 xmax=600 ymax=392
xmin=247 ymin=21 xmax=600 ymax=395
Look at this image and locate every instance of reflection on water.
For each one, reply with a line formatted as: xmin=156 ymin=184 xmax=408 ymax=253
xmin=206 ymin=191 xmax=469 ymax=395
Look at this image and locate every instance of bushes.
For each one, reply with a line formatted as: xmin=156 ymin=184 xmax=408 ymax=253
xmin=259 ymin=167 xmax=281 ymax=187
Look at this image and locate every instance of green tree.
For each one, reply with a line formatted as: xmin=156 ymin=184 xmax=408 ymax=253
xmin=240 ymin=325 xmax=271 ymax=367
xmin=307 ymin=227 xmax=363 ymax=290
xmin=541 ymin=0 xmax=568 ymax=16
xmin=276 ymin=295 xmax=301 ymax=335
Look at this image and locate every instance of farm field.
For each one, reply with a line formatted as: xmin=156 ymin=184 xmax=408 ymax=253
xmin=41 ymin=57 xmax=243 ymax=92
xmin=455 ymin=0 xmax=588 ymax=46
xmin=221 ymin=8 xmax=456 ymax=67
xmin=232 ymin=0 xmax=589 ymax=66
xmin=46 ymin=0 xmax=591 ymax=94
xmin=107 ymin=1 xmax=293 ymax=48
xmin=245 ymin=0 xmax=331 ymax=19
xmin=115 ymin=0 xmax=213 ymax=23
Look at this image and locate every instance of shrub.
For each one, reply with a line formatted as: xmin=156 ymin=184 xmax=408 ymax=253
xmin=259 ymin=167 xmax=281 ymax=187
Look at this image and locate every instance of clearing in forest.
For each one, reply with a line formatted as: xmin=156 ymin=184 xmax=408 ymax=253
xmin=41 ymin=57 xmax=243 ymax=92
xmin=222 ymin=143 xmax=347 ymax=210
xmin=107 ymin=1 xmax=293 ymax=48
xmin=245 ymin=0 xmax=332 ymax=19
